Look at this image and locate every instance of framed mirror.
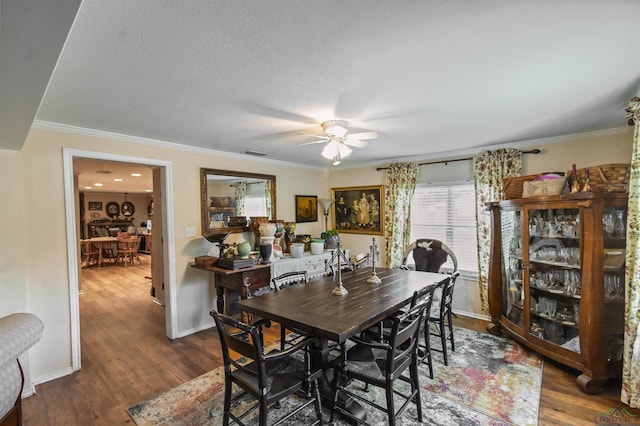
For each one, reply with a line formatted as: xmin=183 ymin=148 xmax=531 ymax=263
xmin=200 ymin=168 xmax=277 ymax=238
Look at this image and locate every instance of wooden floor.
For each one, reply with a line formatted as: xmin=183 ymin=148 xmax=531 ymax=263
xmin=22 ymin=257 xmax=639 ymax=425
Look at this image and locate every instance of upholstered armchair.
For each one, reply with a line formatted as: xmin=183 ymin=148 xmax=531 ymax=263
xmin=0 ymin=313 xmax=44 ymax=426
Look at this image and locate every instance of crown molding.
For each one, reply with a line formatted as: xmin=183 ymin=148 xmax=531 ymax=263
xmin=354 ymin=126 xmax=632 ymax=171
xmin=32 ymin=120 xmax=326 ymax=171
xmin=33 ymin=120 xmax=631 ymax=172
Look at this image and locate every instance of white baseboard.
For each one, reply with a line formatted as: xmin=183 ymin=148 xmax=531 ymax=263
xmin=452 ymin=309 xmax=490 ymax=322
xmin=175 ymin=321 xmax=215 ymax=339
xmin=31 ymin=366 xmax=74 ymax=387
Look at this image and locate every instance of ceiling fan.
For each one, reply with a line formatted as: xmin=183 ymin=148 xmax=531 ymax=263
xmin=298 ymin=120 xmax=378 ymax=165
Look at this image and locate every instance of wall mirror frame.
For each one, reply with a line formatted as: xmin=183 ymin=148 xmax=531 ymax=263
xmin=200 ymin=168 xmax=277 ymax=239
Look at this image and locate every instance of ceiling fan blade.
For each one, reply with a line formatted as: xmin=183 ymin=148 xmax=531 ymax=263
xmin=344 ymin=138 xmax=368 ymax=148
xmin=296 ymin=133 xmax=328 ymax=139
xmin=299 ymin=139 xmax=329 ymax=146
xmin=347 ymin=131 xmax=378 ymax=140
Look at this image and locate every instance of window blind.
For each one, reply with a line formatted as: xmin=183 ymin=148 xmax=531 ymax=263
xmin=409 ymin=181 xmax=479 ymax=275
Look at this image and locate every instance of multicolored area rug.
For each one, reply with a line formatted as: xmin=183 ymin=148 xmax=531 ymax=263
xmin=127 ymin=327 xmax=543 ymax=425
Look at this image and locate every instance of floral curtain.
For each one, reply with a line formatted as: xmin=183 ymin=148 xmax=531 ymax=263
xmin=233 ymin=181 xmax=246 ymax=216
xmin=473 ymin=149 xmax=522 ymax=313
xmin=384 ymin=162 xmax=418 ymax=268
xmin=622 ymin=97 xmax=640 ymax=408
xmin=264 ymin=180 xmax=272 ymax=219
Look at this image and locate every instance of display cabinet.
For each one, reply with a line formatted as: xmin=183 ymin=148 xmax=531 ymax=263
xmin=486 ymin=192 xmax=627 ymax=394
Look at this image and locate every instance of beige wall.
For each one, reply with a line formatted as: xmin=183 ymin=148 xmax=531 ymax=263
xmin=1 ymin=125 xmax=634 ymax=387
xmin=3 ymin=126 xmax=328 ymax=383
xmin=82 ymin=192 xmax=152 ymax=234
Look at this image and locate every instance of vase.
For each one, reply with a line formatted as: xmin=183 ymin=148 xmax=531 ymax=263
xmin=310 ymin=241 xmax=325 ymax=255
xmin=259 ymin=243 xmax=273 ymax=264
xmin=251 ymin=216 xmax=269 ymax=249
xmin=290 ymin=243 xmax=304 ymax=258
xmin=237 ymin=242 xmax=251 ymax=259
xmin=284 ymin=221 xmax=297 ymax=233
xmin=259 ymin=223 xmax=277 ymax=238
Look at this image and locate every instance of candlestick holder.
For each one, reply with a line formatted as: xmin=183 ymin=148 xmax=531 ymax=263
xmin=367 ymin=237 xmax=381 ymax=284
xmin=331 ymin=243 xmax=349 ymax=296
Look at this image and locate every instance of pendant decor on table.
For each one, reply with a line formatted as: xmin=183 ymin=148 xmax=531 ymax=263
xmin=367 ymin=237 xmax=381 ymax=284
xmin=331 ymin=242 xmax=348 ymax=296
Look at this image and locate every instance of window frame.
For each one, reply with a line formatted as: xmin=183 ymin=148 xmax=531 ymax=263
xmin=409 ymin=180 xmax=479 ymax=278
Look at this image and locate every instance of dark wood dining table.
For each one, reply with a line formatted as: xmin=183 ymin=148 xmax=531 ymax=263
xmin=236 ymin=266 xmax=451 ymax=421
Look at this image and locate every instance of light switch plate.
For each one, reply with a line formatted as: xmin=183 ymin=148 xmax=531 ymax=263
xmin=185 ymin=226 xmax=196 ymax=237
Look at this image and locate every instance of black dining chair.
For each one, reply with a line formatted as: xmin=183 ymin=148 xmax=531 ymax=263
xmin=400 ymin=239 xmax=458 ymax=273
xmin=210 ymin=311 xmax=323 ymax=426
xmin=271 ymin=271 xmax=309 ymax=350
xmin=429 ymin=271 xmax=460 ymax=366
xmin=330 ymin=300 xmax=428 ymax=426
xmin=362 ymin=285 xmax=438 ymax=379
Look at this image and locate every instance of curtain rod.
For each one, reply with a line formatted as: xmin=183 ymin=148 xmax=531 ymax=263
xmin=375 ymin=149 xmax=541 ymax=171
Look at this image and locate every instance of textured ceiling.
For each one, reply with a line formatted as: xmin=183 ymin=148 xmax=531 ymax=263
xmin=3 ymin=1 xmax=640 ymax=171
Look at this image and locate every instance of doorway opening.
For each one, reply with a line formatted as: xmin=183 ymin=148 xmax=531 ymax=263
xmin=63 ymin=148 xmax=177 ymax=371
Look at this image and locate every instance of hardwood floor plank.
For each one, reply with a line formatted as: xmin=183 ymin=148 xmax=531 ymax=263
xmin=21 ymin=258 xmax=640 ymax=424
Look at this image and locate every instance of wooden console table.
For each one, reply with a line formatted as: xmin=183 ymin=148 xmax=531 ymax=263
xmin=191 ymin=263 xmax=271 ymax=318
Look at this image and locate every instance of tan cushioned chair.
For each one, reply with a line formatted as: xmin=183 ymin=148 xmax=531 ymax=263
xmin=0 ymin=313 xmax=44 ymax=426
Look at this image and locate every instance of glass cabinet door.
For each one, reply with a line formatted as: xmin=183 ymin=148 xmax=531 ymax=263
xmin=527 ymin=207 xmax=581 ymax=353
xmin=602 ymin=206 xmax=626 ymax=366
xmin=501 ymin=209 xmax=524 ymax=329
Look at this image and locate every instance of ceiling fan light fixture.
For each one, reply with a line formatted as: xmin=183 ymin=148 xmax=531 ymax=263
xmin=322 ymin=140 xmax=352 ymax=166
xmin=321 ymin=140 xmax=339 ymax=160
xmin=338 ymin=142 xmax=352 ymax=158
xmin=322 ymin=120 xmax=348 ymax=138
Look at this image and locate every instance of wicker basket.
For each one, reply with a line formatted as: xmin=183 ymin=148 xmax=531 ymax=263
xmin=522 ymin=177 xmax=567 ymax=198
xmin=567 ymin=164 xmax=630 ymax=193
xmin=502 ymin=172 xmax=565 ymax=200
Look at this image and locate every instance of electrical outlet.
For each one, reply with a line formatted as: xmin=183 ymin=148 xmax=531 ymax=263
xmin=185 ymin=226 xmax=196 ymax=237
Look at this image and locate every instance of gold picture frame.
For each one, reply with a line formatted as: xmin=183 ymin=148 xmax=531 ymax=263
xmin=331 ymin=185 xmax=384 ymax=235
xmin=295 ymin=195 xmax=318 ymax=223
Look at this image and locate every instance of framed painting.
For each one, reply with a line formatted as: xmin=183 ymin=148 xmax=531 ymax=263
xmin=295 ymin=195 xmax=318 ymax=223
xmin=88 ymin=201 xmax=102 ymax=211
xmin=331 ymin=185 xmax=384 ymax=235
xmin=121 ymin=201 xmax=135 ymax=217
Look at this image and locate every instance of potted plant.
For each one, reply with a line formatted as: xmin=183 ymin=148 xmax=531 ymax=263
xmin=322 ymin=229 xmax=340 ymax=249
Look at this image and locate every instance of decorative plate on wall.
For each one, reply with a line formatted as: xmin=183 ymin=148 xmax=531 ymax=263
xmin=106 ymin=201 xmax=120 ymax=218
xmin=121 ymin=201 xmax=135 ymax=217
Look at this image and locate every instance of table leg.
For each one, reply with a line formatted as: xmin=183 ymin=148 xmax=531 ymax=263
xmin=97 ymin=244 xmax=103 ymax=267
xmin=216 ymin=286 xmax=225 ymax=314
xmin=312 ymin=338 xmax=367 ymax=424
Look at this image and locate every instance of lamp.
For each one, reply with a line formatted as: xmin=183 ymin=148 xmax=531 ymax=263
xmin=317 ymin=198 xmax=334 ymax=232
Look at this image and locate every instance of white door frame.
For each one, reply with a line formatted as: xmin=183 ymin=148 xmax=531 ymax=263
xmin=62 ymin=148 xmax=177 ymax=371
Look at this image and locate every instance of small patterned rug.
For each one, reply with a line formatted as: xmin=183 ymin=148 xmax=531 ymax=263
xmin=127 ymin=327 xmax=543 ymax=425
